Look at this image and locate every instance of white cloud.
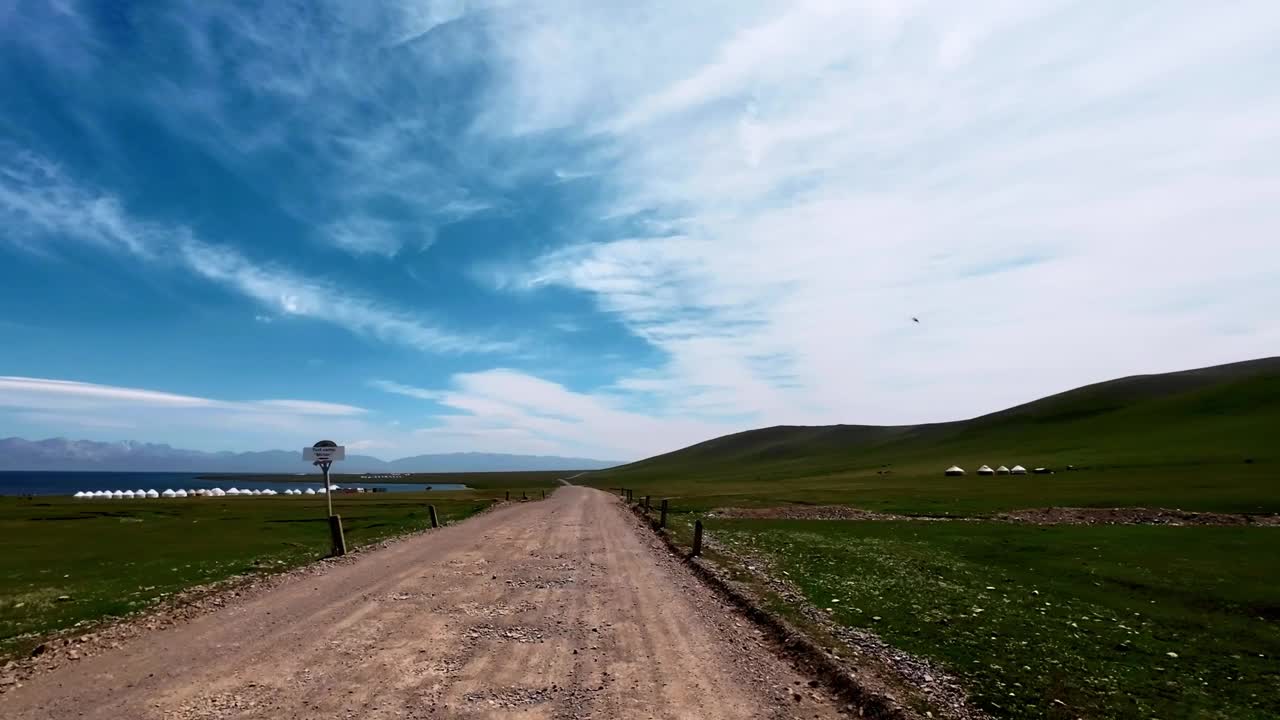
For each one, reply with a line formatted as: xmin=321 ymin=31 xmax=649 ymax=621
xmin=0 ymin=375 xmax=382 ymax=455
xmin=367 ymin=379 xmax=443 ymax=402
xmin=0 ymin=376 xmax=365 ymax=416
xmin=321 ymin=216 xmax=409 ymax=258
xmin=0 ymin=150 xmax=512 ymax=355
xmin=478 ymin=0 xmax=1280 ymax=426
xmin=381 ymin=369 xmax=736 ymax=460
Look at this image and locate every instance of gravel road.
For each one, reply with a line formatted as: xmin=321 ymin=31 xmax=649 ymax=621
xmin=1 ymin=487 xmax=841 ymax=719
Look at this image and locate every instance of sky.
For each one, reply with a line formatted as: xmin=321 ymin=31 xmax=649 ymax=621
xmin=1 ymin=1 xmax=1278 ymax=462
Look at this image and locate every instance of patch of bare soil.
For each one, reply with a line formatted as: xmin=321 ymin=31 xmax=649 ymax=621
xmin=712 ymin=505 xmax=1280 ymax=527
xmin=996 ymin=507 xmax=1280 ymax=526
xmin=710 ymin=506 xmax=910 ymax=521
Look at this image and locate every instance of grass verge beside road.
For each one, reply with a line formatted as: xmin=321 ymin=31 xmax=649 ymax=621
xmin=711 ymin=518 xmax=1280 ymax=720
xmin=0 ymin=493 xmax=491 ymax=659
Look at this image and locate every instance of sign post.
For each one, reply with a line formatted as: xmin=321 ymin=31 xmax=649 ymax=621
xmin=304 ymin=441 xmax=346 ymax=555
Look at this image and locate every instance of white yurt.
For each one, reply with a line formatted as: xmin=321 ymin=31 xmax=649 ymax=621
xmin=1010 ymin=465 xmax=1027 ymax=475
xmin=161 ymin=489 xmax=177 ymax=498
xmin=73 ymin=491 xmax=85 ymax=498
xmin=176 ymin=489 xmax=188 ymax=497
xmin=250 ymin=489 xmax=262 ymax=496
xmin=124 ymin=490 xmax=137 ymax=498
xmin=145 ymin=489 xmax=160 ymax=498
xmin=944 ymin=465 xmax=965 ymax=477
xmin=977 ymin=465 xmax=995 ymax=476
xmin=134 ymin=489 xmax=146 ymax=496
xmin=304 ymin=488 xmax=317 ymax=495
xmin=211 ymin=488 xmax=226 ymax=497
xmin=996 ymin=465 xmax=1011 ymax=475
xmin=111 ymin=490 xmax=125 ymax=499
xmin=227 ymin=488 xmax=241 ymax=496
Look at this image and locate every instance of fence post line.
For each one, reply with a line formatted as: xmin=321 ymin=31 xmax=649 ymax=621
xmin=541 ymin=490 xmax=546 ymax=500
xmin=522 ymin=491 xmax=527 ymax=500
xmin=660 ymin=499 xmax=669 ymax=529
xmin=505 ymin=490 xmax=510 ymax=501
xmin=644 ymin=495 xmax=651 ymax=510
xmin=328 ymin=514 xmax=347 ymax=557
xmin=692 ymin=519 xmax=703 ymax=557
xmin=428 ymin=505 xmax=439 ymax=529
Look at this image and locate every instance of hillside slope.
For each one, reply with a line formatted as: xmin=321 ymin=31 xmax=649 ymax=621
xmin=600 ymin=357 xmax=1280 ymax=486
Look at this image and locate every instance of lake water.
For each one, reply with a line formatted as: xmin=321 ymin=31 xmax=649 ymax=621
xmin=0 ymin=471 xmax=467 ymax=496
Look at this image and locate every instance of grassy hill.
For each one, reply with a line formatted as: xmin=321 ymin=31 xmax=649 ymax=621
xmin=588 ymin=358 xmax=1280 ymax=514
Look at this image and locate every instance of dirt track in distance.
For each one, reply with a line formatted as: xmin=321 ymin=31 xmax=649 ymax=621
xmin=0 ymin=486 xmax=841 ymax=719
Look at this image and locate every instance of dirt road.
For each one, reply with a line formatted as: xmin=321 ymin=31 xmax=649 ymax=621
xmin=1 ymin=487 xmax=841 ymax=719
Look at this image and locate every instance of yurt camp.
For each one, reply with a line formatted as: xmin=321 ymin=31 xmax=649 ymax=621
xmin=944 ymin=465 xmax=965 ymax=476
xmin=977 ymin=465 xmax=995 ymax=476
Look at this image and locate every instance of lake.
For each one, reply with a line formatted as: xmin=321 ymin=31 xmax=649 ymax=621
xmin=0 ymin=471 xmax=467 ymax=496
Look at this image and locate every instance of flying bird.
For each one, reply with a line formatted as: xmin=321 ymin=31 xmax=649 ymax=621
xmin=912 ymin=317 xmax=919 ymax=323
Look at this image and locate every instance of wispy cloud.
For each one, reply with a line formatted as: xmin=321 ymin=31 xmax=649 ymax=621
xmin=0 ymin=376 xmax=366 ymax=416
xmin=379 ymin=369 xmax=735 ymax=460
xmin=129 ymin=2 xmax=500 ymax=256
xmin=367 ymin=379 xmax=443 ymax=402
xmin=478 ymin=0 xmax=1280 ymax=424
xmin=0 ymin=375 xmax=381 ymax=454
xmin=0 ymin=150 xmax=513 ymax=355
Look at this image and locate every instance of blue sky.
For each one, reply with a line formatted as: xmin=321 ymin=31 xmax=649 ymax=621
xmin=1 ymin=1 xmax=1277 ymax=461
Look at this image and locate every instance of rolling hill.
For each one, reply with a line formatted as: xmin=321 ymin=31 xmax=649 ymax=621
xmin=590 ymin=358 xmax=1279 ymax=511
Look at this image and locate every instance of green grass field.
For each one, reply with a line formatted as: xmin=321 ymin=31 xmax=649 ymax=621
xmin=0 ymin=492 xmax=492 ymax=658
xmin=711 ymin=519 xmax=1280 ymax=720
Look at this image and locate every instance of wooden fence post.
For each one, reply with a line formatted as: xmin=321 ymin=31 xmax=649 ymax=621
xmin=328 ymin=514 xmax=347 ymax=557
xmin=644 ymin=495 xmax=651 ymax=510
xmin=522 ymin=491 xmax=527 ymax=500
xmin=505 ymin=490 xmax=510 ymax=501
xmin=660 ymin=499 xmax=669 ymax=528
xmin=428 ymin=505 xmax=439 ymax=528
xmin=541 ymin=490 xmax=546 ymax=500
xmin=692 ymin=519 xmax=703 ymax=557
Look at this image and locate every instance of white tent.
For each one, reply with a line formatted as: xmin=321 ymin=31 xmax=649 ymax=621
xmin=250 ymin=489 xmax=261 ymax=496
xmin=176 ymin=489 xmax=188 ymax=498
xmin=977 ymin=465 xmax=995 ymax=475
xmin=304 ymin=488 xmax=317 ymax=495
xmin=996 ymin=465 xmax=1011 ymax=474
xmin=145 ymin=489 xmax=160 ymax=498
xmin=944 ymin=465 xmax=965 ymax=476
xmin=73 ymin=491 xmax=85 ymax=498
xmin=111 ymin=490 xmax=125 ymax=499
xmin=161 ymin=489 xmax=177 ymax=498
xmin=227 ymin=488 xmax=241 ymax=496
xmin=122 ymin=490 xmax=136 ymax=498
xmin=134 ymin=489 xmax=146 ymax=496
xmin=210 ymin=488 xmax=226 ymax=497
xmin=1010 ymin=465 xmax=1027 ymax=475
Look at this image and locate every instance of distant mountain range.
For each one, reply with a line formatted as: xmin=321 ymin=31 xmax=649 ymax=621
xmin=0 ymin=437 xmax=619 ymax=473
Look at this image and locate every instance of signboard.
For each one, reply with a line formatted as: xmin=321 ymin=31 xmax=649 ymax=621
xmin=303 ymin=445 xmax=345 ymax=463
